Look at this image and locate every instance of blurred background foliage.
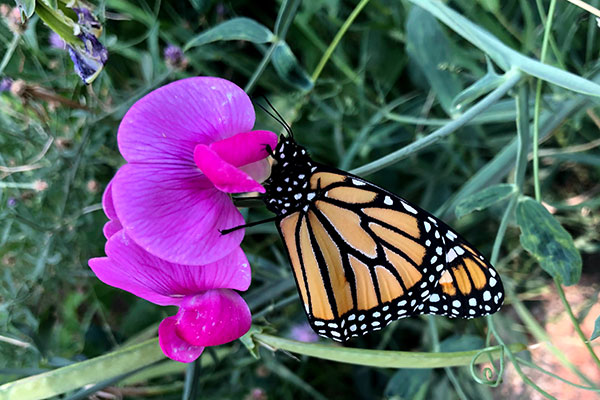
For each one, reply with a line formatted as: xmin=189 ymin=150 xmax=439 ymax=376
xmin=1 ymin=0 xmax=600 ymax=399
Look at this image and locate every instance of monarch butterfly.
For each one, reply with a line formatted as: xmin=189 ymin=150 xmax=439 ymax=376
xmin=227 ymin=106 xmax=504 ymax=342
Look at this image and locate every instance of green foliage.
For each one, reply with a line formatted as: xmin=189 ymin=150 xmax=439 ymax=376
xmin=591 ymin=316 xmax=600 ymax=342
xmin=516 ymin=196 xmax=582 ymax=286
xmin=455 ymin=184 xmax=516 ymax=219
xmin=1 ymin=0 xmax=600 ymax=398
xmin=183 ymin=18 xmax=275 ymax=51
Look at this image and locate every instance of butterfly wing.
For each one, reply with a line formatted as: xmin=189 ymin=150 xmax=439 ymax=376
xmin=277 ymin=165 xmax=504 ymax=341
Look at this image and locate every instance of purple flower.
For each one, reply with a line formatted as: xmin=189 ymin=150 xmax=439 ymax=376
xmin=0 ymin=78 xmax=11 ymax=92
xmin=164 ymin=44 xmax=188 ymax=69
xmin=49 ymin=32 xmax=66 ymax=49
xmin=91 ymin=182 xmax=252 ymax=362
xmin=67 ymin=32 xmax=108 ymax=84
xmin=289 ymin=322 xmax=320 ymax=343
xmin=72 ymin=7 xmax=102 ymax=34
xmin=111 ymin=77 xmax=277 ymax=265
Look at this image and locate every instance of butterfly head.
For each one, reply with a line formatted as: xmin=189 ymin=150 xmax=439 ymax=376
xmin=263 ymin=136 xmax=315 ymax=216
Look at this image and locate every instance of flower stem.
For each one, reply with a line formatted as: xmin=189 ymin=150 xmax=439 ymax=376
xmin=253 ymin=333 xmax=525 ymax=368
xmin=0 ymin=34 xmax=19 ymax=76
xmin=310 ymin=0 xmax=371 ymax=83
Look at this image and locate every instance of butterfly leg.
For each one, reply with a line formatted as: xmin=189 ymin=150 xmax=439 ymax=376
xmin=220 ymin=216 xmax=279 ymax=235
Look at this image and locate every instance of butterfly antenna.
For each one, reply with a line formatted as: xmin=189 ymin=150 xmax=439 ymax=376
xmin=256 ymin=96 xmax=294 ymax=138
xmin=263 ymin=96 xmax=293 ymax=138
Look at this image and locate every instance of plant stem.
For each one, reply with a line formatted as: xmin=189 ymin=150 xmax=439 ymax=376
xmin=351 ymin=69 xmax=522 ymax=176
xmin=245 ymin=42 xmax=278 ymax=93
xmin=253 ymin=333 xmax=525 ymax=368
xmin=311 ymin=0 xmax=371 ymax=83
xmin=0 ymin=34 xmax=19 ymax=76
xmin=487 ymin=317 xmax=556 ymax=399
xmin=427 ymin=317 xmax=468 ymax=400
xmin=532 ymin=0 xmax=557 ymax=201
xmin=554 ymin=277 xmax=600 ymax=369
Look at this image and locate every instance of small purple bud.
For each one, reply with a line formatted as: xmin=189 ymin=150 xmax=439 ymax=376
xmin=49 ymin=31 xmax=66 ymax=49
xmin=0 ymin=77 xmax=12 ymax=92
xmin=164 ymin=45 xmax=188 ymax=70
xmin=289 ymin=322 xmax=319 ymax=342
xmin=7 ymin=197 xmax=17 ymax=207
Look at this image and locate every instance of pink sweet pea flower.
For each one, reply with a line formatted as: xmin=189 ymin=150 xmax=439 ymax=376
xmin=93 ymin=180 xmax=252 ymax=362
xmin=112 ymin=77 xmax=278 ymax=265
xmin=89 ymin=230 xmax=251 ymax=363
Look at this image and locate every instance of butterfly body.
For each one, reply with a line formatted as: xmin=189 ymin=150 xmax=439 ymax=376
xmin=263 ymin=136 xmax=504 ymax=342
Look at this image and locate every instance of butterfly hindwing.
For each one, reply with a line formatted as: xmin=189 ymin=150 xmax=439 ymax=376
xmin=277 ymin=164 xmax=504 ymax=341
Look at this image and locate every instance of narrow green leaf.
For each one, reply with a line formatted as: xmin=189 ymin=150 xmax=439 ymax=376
xmin=406 ymin=6 xmax=462 ymax=114
xmin=451 ymin=58 xmax=504 ymax=112
xmin=183 ymin=17 xmax=275 ymax=51
xmin=590 ymin=316 xmax=600 ymax=341
xmin=254 ymin=333 xmax=526 ymax=368
xmin=409 ymin=0 xmax=600 ymax=97
xmin=271 ymin=41 xmax=314 ymax=91
xmin=455 ymin=183 xmax=516 ymax=218
xmin=0 ymin=339 xmax=165 ymax=400
xmin=15 ymin=0 xmax=35 ymax=19
xmin=516 ymin=197 xmax=582 ymax=286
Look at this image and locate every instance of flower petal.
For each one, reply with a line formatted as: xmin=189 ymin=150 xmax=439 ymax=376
xmin=102 ymin=180 xmax=118 ymax=221
xmin=112 ymin=163 xmax=244 ymax=265
xmin=118 ymin=77 xmax=255 ymax=164
xmin=175 ymin=289 xmax=251 ymax=347
xmin=209 ymin=130 xmax=278 ymax=167
xmin=103 ymin=220 xmax=122 ymax=239
xmin=159 ymin=316 xmax=204 ymax=363
xmin=239 ymin=159 xmax=272 ymax=184
xmin=88 ymin=230 xmax=251 ymax=306
xmin=194 ymin=145 xmax=265 ymax=194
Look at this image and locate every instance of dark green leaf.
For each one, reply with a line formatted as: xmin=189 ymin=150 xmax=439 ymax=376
xmin=455 ymin=183 xmax=516 ymax=218
xmin=516 ymin=197 xmax=582 ymax=286
xmin=271 ymin=41 xmax=314 ymax=91
xmin=439 ymin=334 xmax=485 ymax=352
xmin=183 ymin=17 xmax=275 ymax=51
xmin=385 ymin=368 xmax=432 ymax=399
xmin=15 ymin=0 xmax=35 ymax=19
xmin=406 ymin=6 xmax=463 ymax=114
xmin=591 ymin=315 xmax=600 ymax=341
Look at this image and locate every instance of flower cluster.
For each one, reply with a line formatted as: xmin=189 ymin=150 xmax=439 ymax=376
xmin=40 ymin=2 xmax=108 ymax=84
xmin=89 ymin=77 xmax=277 ymax=362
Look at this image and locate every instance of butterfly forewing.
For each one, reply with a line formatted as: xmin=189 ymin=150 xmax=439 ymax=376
xmin=276 ymin=164 xmax=504 ymax=341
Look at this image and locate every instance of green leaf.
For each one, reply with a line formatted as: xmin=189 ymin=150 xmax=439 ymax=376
xmin=451 ymin=58 xmax=505 ymax=112
xmin=183 ymin=17 xmax=275 ymax=51
xmin=0 ymin=339 xmax=165 ymax=400
xmin=409 ymin=0 xmax=600 ymax=97
xmin=590 ymin=315 xmax=600 ymax=341
xmin=15 ymin=0 xmax=35 ymax=19
xmin=406 ymin=6 xmax=463 ymax=114
xmin=478 ymin=0 xmax=500 ymax=13
xmin=271 ymin=41 xmax=314 ymax=91
xmin=253 ymin=333 xmax=526 ymax=368
xmin=455 ymin=183 xmax=516 ymax=218
xmin=516 ymin=197 xmax=582 ymax=286
xmin=385 ymin=368 xmax=432 ymax=398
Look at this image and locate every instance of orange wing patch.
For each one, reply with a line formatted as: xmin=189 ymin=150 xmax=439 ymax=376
xmin=375 ymin=265 xmax=405 ymax=303
xmin=316 ymin=200 xmax=378 ymax=258
xmin=310 ymin=172 xmax=346 ymax=190
xmin=326 ymin=186 xmax=378 ymax=204
xmin=363 ymin=207 xmax=420 ymax=238
xmin=369 ymin=222 xmax=426 ymax=265
xmin=382 ymin=247 xmax=422 ymax=290
xmin=308 ymin=211 xmax=353 ymax=316
xmin=349 ymin=255 xmax=379 ymax=310
xmin=280 ymin=213 xmax=309 ymax=310
xmin=298 ymin=215 xmax=334 ymax=320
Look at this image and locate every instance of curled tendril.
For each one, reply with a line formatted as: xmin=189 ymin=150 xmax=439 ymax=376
xmin=469 ymin=345 xmax=505 ymax=387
